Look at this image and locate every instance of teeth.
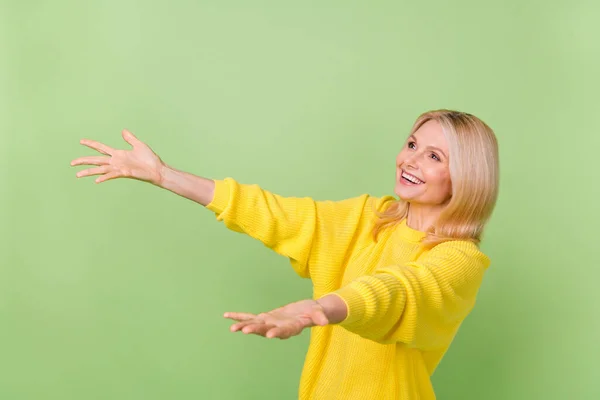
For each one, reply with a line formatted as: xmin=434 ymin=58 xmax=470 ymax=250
xmin=402 ymin=171 xmax=423 ymax=184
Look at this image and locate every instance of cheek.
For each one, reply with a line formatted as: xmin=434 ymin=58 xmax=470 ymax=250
xmin=395 ymin=152 xmax=404 ymax=165
xmin=425 ymin=167 xmax=452 ymax=192
xmin=395 ymin=153 xmax=404 ymax=177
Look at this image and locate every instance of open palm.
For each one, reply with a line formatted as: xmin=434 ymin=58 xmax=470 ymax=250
xmin=71 ymin=130 xmax=164 ymax=185
xmin=224 ymin=300 xmax=329 ymax=340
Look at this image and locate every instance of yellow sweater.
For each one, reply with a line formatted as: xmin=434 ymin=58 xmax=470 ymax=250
xmin=207 ymin=178 xmax=490 ymax=399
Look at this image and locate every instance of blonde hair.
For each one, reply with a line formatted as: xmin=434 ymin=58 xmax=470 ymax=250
xmin=372 ymin=109 xmax=500 ymax=247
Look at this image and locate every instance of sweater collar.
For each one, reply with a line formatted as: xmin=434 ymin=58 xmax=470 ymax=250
xmin=396 ymin=218 xmax=427 ymax=243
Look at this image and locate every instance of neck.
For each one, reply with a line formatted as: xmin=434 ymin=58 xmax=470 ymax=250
xmin=405 ymin=203 xmax=444 ymax=232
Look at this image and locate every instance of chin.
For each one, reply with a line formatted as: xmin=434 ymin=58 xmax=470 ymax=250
xmin=394 ymin=184 xmax=417 ymax=201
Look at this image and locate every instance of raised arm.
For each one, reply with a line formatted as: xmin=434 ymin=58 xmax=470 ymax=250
xmin=71 ymin=130 xmax=387 ymax=279
xmin=205 ymin=177 xmax=380 ymax=278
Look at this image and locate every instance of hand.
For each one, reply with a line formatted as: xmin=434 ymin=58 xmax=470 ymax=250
xmin=224 ymin=300 xmax=330 ymax=340
xmin=71 ymin=130 xmax=165 ymax=185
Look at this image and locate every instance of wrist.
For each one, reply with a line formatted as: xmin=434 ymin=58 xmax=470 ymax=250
xmin=155 ymin=163 xmax=172 ymax=188
xmin=316 ymin=294 xmax=348 ymax=325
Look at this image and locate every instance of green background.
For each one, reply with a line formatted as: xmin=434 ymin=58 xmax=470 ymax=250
xmin=1 ymin=1 xmax=598 ymax=399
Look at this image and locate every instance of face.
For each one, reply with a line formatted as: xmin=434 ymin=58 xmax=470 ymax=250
xmin=394 ymin=119 xmax=452 ymax=206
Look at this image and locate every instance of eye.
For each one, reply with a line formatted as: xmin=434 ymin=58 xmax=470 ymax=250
xmin=407 ymin=141 xmax=416 ymax=149
xmin=430 ymin=153 xmax=441 ymax=161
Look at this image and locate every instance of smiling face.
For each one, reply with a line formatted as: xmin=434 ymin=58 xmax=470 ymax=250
xmin=394 ymin=119 xmax=452 ymax=207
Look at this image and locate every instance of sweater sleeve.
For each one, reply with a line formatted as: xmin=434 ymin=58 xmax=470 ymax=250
xmin=327 ymin=240 xmax=490 ymax=349
xmin=206 ymin=177 xmax=386 ymax=279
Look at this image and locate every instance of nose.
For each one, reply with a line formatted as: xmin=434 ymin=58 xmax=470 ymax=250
xmin=403 ymin=153 xmax=419 ymax=171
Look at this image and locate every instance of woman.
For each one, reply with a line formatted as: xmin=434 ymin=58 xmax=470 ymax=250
xmin=71 ymin=109 xmax=499 ymax=399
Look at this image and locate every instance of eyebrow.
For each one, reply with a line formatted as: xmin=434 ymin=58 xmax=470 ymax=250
xmin=408 ymin=135 xmax=447 ymax=159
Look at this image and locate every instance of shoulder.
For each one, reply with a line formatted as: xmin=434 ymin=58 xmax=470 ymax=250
xmin=363 ymin=194 xmax=398 ymax=214
xmin=322 ymin=194 xmax=397 ymax=217
xmin=417 ymin=240 xmax=491 ymax=271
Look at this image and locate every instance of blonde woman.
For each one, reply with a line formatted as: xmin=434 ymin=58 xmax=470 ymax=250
xmin=71 ymin=110 xmax=499 ymax=399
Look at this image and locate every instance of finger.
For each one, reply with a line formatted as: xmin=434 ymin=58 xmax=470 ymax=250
xmin=122 ymin=129 xmax=142 ymax=147
xmin=265 ymin=326 xmax=295 ymax=340
xmin=80 ymin=139 xmax=114 ymax=156
xmin=242 ymin=324 xmax=275 ymax=337
xmin=76 ymin=166 xmax=110 ymax=178
xmin=223 ymin=312 xmax=256 ymax=322
xmin=95 ymin=171 xmax=121 ymax=184
xmin=229 ymin=319 xmax=262 ymax=332
xmin=70 ymin=156 xmax=110 ymax=167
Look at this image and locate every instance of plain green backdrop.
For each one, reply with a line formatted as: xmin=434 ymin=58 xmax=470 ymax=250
xmin=1 ymin=1 xmax=599 ymax=399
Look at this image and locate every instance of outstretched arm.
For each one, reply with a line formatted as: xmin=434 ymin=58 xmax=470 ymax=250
xmin=206 ymin=178 xmax=377 ymax=278
xmin=225 ymin=240 xmax=490 ymax=348
xmin=72 ymin=130 xmax=387 ymax=279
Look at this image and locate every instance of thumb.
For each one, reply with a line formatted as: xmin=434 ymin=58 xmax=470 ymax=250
xmin=310 ymin=309 xmax=329 ymax=326
xmin=122 ymin=129 xmax=141 ymax=147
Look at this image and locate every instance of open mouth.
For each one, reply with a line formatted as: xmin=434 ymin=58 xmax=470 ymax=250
xmin=401 ymin=170 xmax=424 ymax=185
